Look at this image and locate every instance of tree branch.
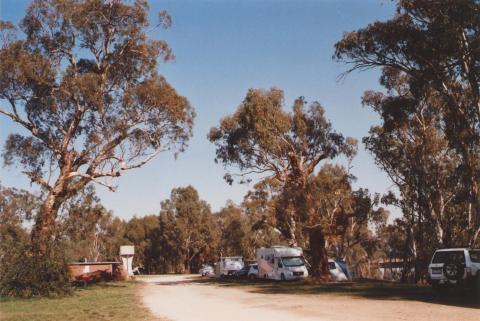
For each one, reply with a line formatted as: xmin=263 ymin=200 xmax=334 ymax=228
xmin=22 ymin=171 xmax=53 ymax=191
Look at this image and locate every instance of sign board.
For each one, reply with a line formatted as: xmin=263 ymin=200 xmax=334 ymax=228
xmin=120 ymin=245 xmax=134 ymax=256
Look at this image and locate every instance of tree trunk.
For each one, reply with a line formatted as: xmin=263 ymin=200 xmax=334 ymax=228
xmin=31 ymin=191 xmax=63 ymax=254
xmin=471 ymin=180 xmax=480 ymax=245
xmin=309 ymin=227 xmax=330 ymax=279
xmin=288 ymin=214 xmax=298 ymax=247
xmin=470 ymin=226 xmax=480 ymax=248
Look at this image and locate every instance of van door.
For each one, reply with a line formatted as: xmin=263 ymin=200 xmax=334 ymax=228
xmin=275 ymin=258 xmax=283 ymax=280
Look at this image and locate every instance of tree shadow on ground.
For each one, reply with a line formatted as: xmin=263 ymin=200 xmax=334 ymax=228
xmin=196 ymin=277 xmax=480 ymax=309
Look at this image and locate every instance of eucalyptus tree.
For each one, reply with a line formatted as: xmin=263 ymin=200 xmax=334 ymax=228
xmin=0 ymin=0 xmax=195 ymax=252
xmin=216 ymin=203 xmax=251 ymax=258
xmin=159 ymin=186 xmax=219 ymax=273
xmin=363 ymin=78 xmax=468 ymax=248
xmin=335 ymin=0 xmax=480 ymax=245
xmin=209 ymin=88 xmax=356 ymax=276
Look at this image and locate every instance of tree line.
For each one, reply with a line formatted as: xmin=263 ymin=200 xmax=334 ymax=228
xmin=0 ymin=0 xmax=479 ymax=296
xmin=0 ymin=182 xmax=387 ymax=276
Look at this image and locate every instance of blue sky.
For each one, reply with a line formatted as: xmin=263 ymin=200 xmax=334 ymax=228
xmin=0 ymin=0 xmax=398 ymax=219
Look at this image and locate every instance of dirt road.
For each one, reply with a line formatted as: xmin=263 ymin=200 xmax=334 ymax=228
xmin=139 ymin=275 xmax=479 ymax=321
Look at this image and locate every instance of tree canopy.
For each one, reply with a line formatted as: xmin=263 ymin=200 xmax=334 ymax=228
xmin=0 ymin=0 xmax=195 ymax=251
xmin=335 ymin=0 xmax=480 ymax=246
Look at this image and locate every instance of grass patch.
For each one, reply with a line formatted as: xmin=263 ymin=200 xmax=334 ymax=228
xmin=197 ymin=277 xmax=480 ymax=308
xmin=0 ymin=281 xmax=159 ymax=321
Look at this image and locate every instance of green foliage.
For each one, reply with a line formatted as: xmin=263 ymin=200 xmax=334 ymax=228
xmin=120 ymin=186 xmax=221 ymax=273
xmin=335 ymin=0 xmax=480 ymax=248
xmin=124 ymin=215 xmax=159 ymax=269
xmin=0 ymin=184 xmax=36 ymax=260
xmin=0 ymin=242 xmax=72 ymax=298
xmin=217 ymin=203 xmax=252 ymax=258
xmin=0 ymin=0 xmax=194 ymax=252
xmin=208 ymin=88 xmax=356 ymax=188
xmin=209 ymin=87 xmax=358 ymax=276
xmin=57 ymin=186 xmax=126 ymax=262
xmin=157 ymin=186 xmax=219 ymax=272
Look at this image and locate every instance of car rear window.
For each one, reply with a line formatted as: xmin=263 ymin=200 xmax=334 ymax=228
xmin=469 ymin=250 xmax=480 ymax=263
xmin=328 ymin=262 xmax=336 ymax=270
xmin=432 ymin=251 xmax=465 ymax=264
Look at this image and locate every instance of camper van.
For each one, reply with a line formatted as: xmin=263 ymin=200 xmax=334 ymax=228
xmin=256 ymin=246 xmax=308 ymax=281
xmin=215 ymin=256 xmax=244 ymax=277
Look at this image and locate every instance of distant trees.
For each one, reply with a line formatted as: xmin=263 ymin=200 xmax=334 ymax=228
xmin=216 ymin=203 xmax=251 ymax=258
xmin=158 ymin=187 xmax=219 ymax=272
xmin=0 ymin=0 xmax=194 ymax=253
xmin=57 ymin=186 xmax=125 ymax=262
xmin=123 ymin=215 xmax=159 ymax=270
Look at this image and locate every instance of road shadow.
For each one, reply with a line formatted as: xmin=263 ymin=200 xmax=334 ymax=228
xmin=196 ymin=277 xmax=480 ymax=309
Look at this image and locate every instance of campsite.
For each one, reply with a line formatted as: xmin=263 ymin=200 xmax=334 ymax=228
xmin=1 ymin=0 xmax=480 ymax=320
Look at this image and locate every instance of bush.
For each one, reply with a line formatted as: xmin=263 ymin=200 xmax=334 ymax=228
xmin=0 ymin=242 xmax=72 ymax=298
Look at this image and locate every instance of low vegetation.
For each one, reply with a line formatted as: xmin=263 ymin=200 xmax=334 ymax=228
xmin=0 ymin=282 xmax=158 ymax=321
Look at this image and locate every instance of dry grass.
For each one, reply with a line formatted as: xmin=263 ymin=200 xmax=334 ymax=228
xmin=0 ymin=281 xmax=160 ymax=321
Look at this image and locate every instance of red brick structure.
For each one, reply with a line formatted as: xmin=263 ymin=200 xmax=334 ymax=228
xmin=68 ymin=261 xmax=121 ymax=279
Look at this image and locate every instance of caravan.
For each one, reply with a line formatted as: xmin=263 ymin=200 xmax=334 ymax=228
xmin=256 ymin=246 xmax=308 ymax=281
xmin=215 ymin=256 xmax=244 ymax=277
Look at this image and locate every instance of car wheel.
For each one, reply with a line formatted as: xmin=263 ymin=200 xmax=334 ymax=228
xmin=443 ymin=262 xmax=463 ymax=280
xmin=281 ymin=273 xmax=286 ymax=281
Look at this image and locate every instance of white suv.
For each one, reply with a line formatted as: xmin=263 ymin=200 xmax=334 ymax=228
xmin=428 ymin=248 xmax=480 ymax=289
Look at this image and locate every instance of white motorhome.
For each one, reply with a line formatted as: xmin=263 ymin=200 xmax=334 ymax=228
xmin=256 ymin=246 xmax=308 ymax=280
xmin=215 ymin=256 xmax=244 ymax=277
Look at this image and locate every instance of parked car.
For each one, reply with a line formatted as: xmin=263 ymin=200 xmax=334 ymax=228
xmin=428 ymin=248 xmax=480 ymax=290
xmin=234 ymin=265 xmax=251 ymax=278
xmin=215 ymin=257 xmax=244 ymax=277
xmin=132 ymin=266 xmax=143 ymax=275
xmin=328 ymin=260 xmax=348 ymax=281
xmin=248 ymin=263 xmax=258 ymax=279
xmin=199 ymin=264 xmax=214 ymax=277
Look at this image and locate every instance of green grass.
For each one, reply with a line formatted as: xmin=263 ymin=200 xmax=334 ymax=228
xmin=0 ymin=282 xmax=159 ymax=321
xmin=198 ymin=277 xmax=480 ymax=308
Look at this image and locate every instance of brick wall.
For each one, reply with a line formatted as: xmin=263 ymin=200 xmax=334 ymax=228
xmin=68 ymin=264 xmax=114 ymax=278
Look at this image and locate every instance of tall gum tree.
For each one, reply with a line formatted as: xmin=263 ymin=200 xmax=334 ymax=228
xmin=334 ymin=0 xmax=480 ymax=246
xmin=0 ymin=0 xmax=195 ymax=253
xmin=208 ymin=88 xmax=356 ymax=277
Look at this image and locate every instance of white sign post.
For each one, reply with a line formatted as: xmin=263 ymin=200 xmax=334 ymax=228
xmin=120 ymin=245 xmax=135 ymax=277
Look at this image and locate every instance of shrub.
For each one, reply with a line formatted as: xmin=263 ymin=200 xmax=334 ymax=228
xmin=0 ymin=242 xmax=72 ymax=298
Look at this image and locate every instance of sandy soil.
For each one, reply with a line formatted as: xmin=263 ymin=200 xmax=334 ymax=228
xmin=139 ymin=275 xmax=479 ymax=321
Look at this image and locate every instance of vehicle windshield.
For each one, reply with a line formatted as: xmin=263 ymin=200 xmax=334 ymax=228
xmin=432 ymin=251 xmax=465 ymax=264
xmin=470 ymin=250 xmax=480 ymax=263
xmin=281 ymin=256 xmax=304 ymax=267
